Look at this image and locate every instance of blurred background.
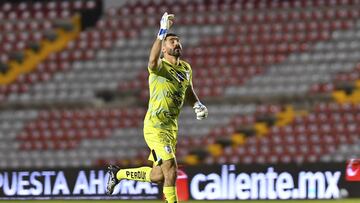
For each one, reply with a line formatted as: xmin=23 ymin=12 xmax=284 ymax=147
xmin=0 ymin=0 xmax=360 ymax=201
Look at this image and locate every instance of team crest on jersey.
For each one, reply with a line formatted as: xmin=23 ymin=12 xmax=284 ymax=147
xmin=164 ymin=146 xmax=172 ymax=154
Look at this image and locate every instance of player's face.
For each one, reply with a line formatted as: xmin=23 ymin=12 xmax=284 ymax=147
xmin=163 ymin=36 xmax=182 ymax=57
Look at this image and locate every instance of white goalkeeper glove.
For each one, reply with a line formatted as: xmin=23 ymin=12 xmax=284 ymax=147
xmin=193 ymin=101 xmax=208 ymax=120
xmin=157 ymin=12 xmax=174 ymax=40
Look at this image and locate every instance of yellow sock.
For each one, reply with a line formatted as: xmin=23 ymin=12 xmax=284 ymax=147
xmin=163 ymin=186 xmax=178 ymax=203
xmin=116 ymin=166 xmax=152 ymax=182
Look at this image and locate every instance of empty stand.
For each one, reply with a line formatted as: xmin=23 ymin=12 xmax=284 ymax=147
xmin=8 ymin=0 xmax=360 ymax=103
xmin=200 ymin=102 xmax=360 ymax=165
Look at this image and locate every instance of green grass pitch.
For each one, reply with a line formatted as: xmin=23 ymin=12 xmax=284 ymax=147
xmin=2 ymin=199 xmax=360 ymax=203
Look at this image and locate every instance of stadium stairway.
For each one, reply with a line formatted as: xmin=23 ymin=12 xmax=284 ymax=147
xmin=0 ymin=0 xmax=97 ymax=102
xmin=0 ymin=1 xmax=77 ymax=64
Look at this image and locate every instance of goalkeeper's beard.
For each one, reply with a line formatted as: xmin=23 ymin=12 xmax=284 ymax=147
xmin=168 ymin=47 xmax=182 ymax=57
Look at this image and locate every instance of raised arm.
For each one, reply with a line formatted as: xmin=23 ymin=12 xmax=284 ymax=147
xmin=148 ymin=39 xmax=162 ymax=70
xmin=148 ymin=12 xmax=174 ymax=70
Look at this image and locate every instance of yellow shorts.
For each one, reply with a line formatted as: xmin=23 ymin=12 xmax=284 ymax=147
xmin=144 ymin=128 xmax=177 ymax=165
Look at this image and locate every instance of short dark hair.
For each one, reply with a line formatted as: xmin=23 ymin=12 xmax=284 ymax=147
xmin=164 ymin=33 xmax=179 ymax=40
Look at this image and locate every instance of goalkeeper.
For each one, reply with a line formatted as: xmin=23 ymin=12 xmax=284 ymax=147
xmin=106 ymin=12 xmax=208 ymax=202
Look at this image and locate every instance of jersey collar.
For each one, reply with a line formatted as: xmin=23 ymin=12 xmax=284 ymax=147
xmin=162 ymin=58 xmax=181 ymax=66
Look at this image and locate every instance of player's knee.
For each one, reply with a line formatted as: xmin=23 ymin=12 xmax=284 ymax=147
xmin=157 ymin=174 xmax=165 ymax=184
xmin=151 ymin=166 xmax=165 ymax=184
xmin=154 ymin=172 xmax=165 ymax=184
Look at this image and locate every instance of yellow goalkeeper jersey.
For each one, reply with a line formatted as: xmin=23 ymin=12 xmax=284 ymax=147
xmin=144 ymin=58 xmax=192 ymax=132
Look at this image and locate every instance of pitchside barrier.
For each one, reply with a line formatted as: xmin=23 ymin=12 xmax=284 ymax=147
xmin=0 ymin=161 xmax=359 ymax=200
